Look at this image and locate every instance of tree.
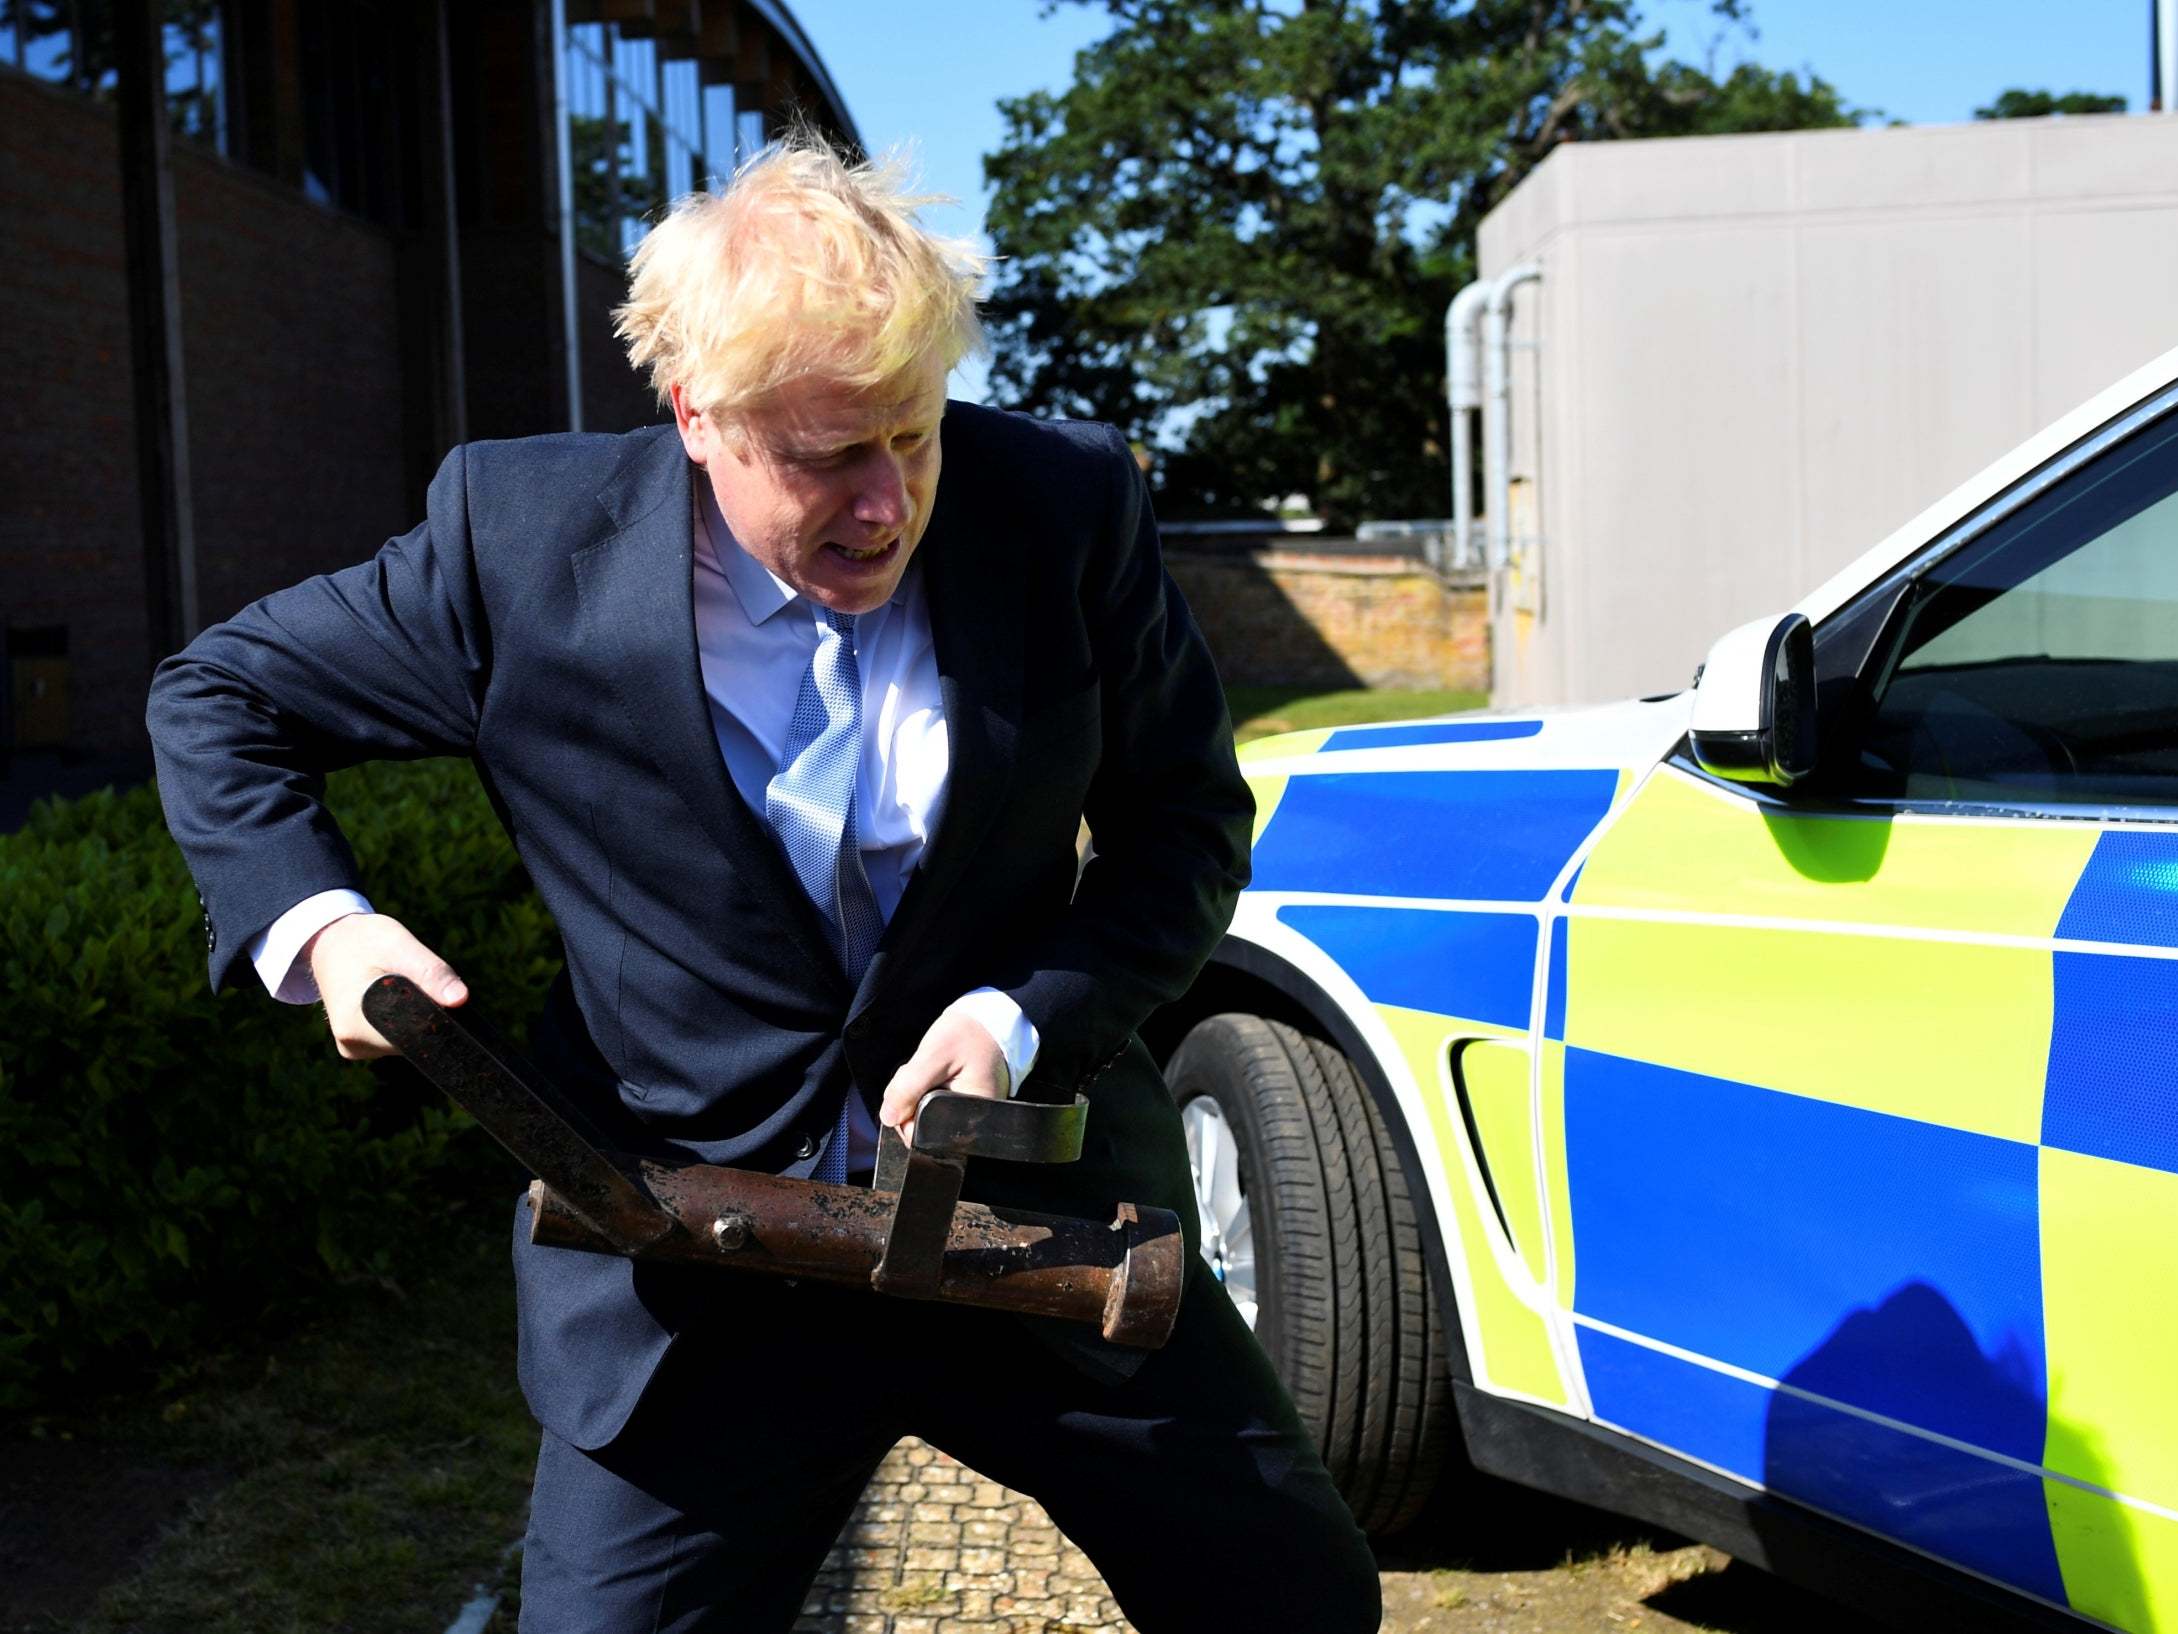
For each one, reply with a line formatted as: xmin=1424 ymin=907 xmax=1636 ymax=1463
xmin=1975 ymin=88 xmax=2128 ymax=120
xmin=983 ymin=0 xmax=1860 ymax=525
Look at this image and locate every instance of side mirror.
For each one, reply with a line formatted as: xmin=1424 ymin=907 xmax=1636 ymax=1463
xmin=1688 ymin=613 xmax=1817 ymax=786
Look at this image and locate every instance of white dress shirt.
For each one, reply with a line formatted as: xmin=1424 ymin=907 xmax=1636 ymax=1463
xmin=249 ymin=478 xmax=1039 ymax=1172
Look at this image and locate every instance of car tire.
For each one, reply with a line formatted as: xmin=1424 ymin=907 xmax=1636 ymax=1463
xmin=1165 ymin=1012 xmax=1452 ymax=1536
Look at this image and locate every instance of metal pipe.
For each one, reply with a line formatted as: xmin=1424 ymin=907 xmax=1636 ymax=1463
xmin=2159 ymin=0 xmax=2177 ymax=113
xmin=1484 ymin=262 xmax=1542 ymax=572
xmin=528 ymin=1171 xmax=1184 ymax=1348
xmin=116 ymin=0 xmax=199 ymax=653
xmin=549 ymin=0 xmax=584 ymax=432
xmin=1443 ymin=279 xmax=1491 ymax=572
xmin=431 ymin=0 xmax=467 ymax=449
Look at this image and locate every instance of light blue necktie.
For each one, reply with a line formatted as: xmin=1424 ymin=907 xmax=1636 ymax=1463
xmin=765 ymin=605 xmax=883 ymax=1183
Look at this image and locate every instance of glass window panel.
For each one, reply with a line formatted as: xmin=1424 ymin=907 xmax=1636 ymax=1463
xmin=663 ymin=57 xmax=697 ymax=145
xmin=703 ymin=83 xmax=735 ymax=186
xmin=1853 ymin=411 xmax=2178 ymax=808
xmin=567 ymin=18 xmax=755 ymax=243
xmin=21 ymin=0 xmax=74 ymax=84
xmin=665 ymin=132 xmax=690 ymax=202
xmin=612 ymin=30 xmax=653 ymax=104
xmin=619 ymin=100 xmax=663 ymax=257
xmin=584 ymin=49 xmax=606 ymax=119
xmin=77 ymin=0 xmax=115 ymax=95
xmin=621 ymin=95 xmax=647 ymax=180
xmin=299 ymin=0 xmax=336 ymax=204
xmin=163 ymin=1 xmax=221 ymax=149
xmin=570 ymin=92 xmax=616 ymax=259
xmin=576 ymin=58 xmax=623 ymax=260
xmin=356 ymin=12 xmax=391 ymax=220
xmin=161 ymin=20 xmax=195 ymax=123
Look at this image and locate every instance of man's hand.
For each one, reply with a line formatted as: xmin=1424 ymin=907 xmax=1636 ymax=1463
xmin=306 ymin=912 xmax=468 ymax=1059
xmin=880 ymin=1011 xmax=1010 ymax=1147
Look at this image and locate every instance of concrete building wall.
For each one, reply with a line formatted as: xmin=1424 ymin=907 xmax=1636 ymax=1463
xmin=1477 ymin=114 xmax=2178 ymax=710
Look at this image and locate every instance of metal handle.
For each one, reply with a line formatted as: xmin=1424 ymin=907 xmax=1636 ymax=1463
xmin=359 ymin=974 xmax=676 ymax=1251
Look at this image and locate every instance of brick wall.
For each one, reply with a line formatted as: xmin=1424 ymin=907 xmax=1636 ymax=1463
xmin=1 ymin=75 xmax=152 ymax=760
xmin=173 ymin=126 xmax=410 ymax=632
xmin=1167 ymin=549 xmax=1490 ymax=693
xmin=1 ymin=72 xmax=411 ymax=756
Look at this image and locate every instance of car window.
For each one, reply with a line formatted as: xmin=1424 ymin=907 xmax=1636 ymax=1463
xmin=1849 ymin=410 xmax=2178 ymax=809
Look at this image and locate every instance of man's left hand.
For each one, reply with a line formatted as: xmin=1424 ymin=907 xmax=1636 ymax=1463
xmin=880 ymin=1011 xmax=1010 ymax=1147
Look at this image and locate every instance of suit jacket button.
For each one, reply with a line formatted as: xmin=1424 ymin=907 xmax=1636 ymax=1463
xmin=795 ymin=1134 xmax=818 ymax=1161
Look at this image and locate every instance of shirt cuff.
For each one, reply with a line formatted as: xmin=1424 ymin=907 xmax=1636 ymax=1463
xmin=249 ymin=889 xmax=375 ymax=1004
xmin=940 ymin=988 xmax=1042 ymax=1096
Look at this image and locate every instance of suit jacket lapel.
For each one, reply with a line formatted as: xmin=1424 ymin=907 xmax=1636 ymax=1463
xmin=571 ymin=427 xmax=843 ymax=989
xmin=852 ymin=471 xmax=1024 ymax=1018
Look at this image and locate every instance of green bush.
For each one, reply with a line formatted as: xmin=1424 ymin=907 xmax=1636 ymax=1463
xmin=0 ymin=760 xmax=559 ymax=1409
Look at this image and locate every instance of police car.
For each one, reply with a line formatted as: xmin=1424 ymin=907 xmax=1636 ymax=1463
xmin=1153 ymin=345 xmax=2178 ymax=1631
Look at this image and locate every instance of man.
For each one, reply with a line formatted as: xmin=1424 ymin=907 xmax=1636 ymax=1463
xmin=148 ymin=137 xmax=1380 ymax=1632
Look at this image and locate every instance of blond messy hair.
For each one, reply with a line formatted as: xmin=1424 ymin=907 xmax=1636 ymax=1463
xmin=615 ymin=134 xmax=987 ymax=421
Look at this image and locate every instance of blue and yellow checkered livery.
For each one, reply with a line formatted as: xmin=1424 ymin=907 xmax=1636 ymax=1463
xmin=1239 ymin=727 xmax=2178 ymax=1634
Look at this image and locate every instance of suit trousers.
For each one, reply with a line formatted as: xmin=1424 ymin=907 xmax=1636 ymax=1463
xmin=515 ymin=1258 xmax=1382 ymax=1633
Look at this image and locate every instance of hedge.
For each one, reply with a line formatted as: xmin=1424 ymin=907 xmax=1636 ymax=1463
xmin=0 ymin=760 xmax=559 ymax=1408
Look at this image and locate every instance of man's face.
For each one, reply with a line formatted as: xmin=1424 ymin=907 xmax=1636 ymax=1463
xmin=672 ymin=357 xmax=947 ymax=616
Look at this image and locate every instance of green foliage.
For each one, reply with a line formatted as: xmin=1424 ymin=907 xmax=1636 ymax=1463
xmin=984 ymin=0 xmax=1862 ymax=527
xmin=1975 ymin=87 xmax=2128 ymax=120
xmin=0 ymin=762 xmax=558 ymax=1410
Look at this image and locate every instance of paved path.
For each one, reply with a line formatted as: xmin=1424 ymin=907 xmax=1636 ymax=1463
xmin=794 ymin=1439 xmax=1133 ymax=1634
xmin=789 ymin=1439 xmax=1853 ymax=1634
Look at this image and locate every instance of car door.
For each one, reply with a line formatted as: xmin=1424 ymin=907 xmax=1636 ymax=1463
xmin=1548 ymin=389 xmax=2178 ymax=1630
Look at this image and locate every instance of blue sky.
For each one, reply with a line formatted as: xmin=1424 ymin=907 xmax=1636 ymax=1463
xmin=795 ymin=1 xmax=2155 ymax=401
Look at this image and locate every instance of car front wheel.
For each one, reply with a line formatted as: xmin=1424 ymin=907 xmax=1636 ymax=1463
xmin=1165 ymin=1012 xmax=1451 ymax=1536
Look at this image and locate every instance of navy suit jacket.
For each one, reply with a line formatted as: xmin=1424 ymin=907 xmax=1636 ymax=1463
xmin=148 ymin=404 xmax=1252 ymax=1447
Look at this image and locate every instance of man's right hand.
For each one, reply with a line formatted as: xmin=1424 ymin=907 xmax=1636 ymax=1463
xmin=305 ymin=912 xmax=469 ymax=1059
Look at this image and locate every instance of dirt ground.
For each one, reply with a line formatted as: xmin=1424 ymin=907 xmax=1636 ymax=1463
xmin=6 ymin=1427 xmax=1878 ymax=1634
xmin=0 ymin=1437 xmax=227 ymax=1624
xmin=1377 ymin=1542 xmax=1862 ymax=1634
xmin=1371 ymin=1477 xmax=1879 ymax=1634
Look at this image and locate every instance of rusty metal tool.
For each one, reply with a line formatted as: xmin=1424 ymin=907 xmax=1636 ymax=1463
xmin=871 ymin=1090 xmax=1086 ymax=1298
xmin=361 ymin=974 xmax=1184 ymax=1348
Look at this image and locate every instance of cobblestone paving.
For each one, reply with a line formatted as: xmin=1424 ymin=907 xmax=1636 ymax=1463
xmin=793 ymin=1438 xmax=1135 ymax=1634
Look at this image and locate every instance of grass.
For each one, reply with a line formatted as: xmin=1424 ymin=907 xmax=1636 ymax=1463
xmin=1226 ymin=685 xmax=1488 ymax=745
xmin=20 ymin=1212 xmax=535 ymax=1634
